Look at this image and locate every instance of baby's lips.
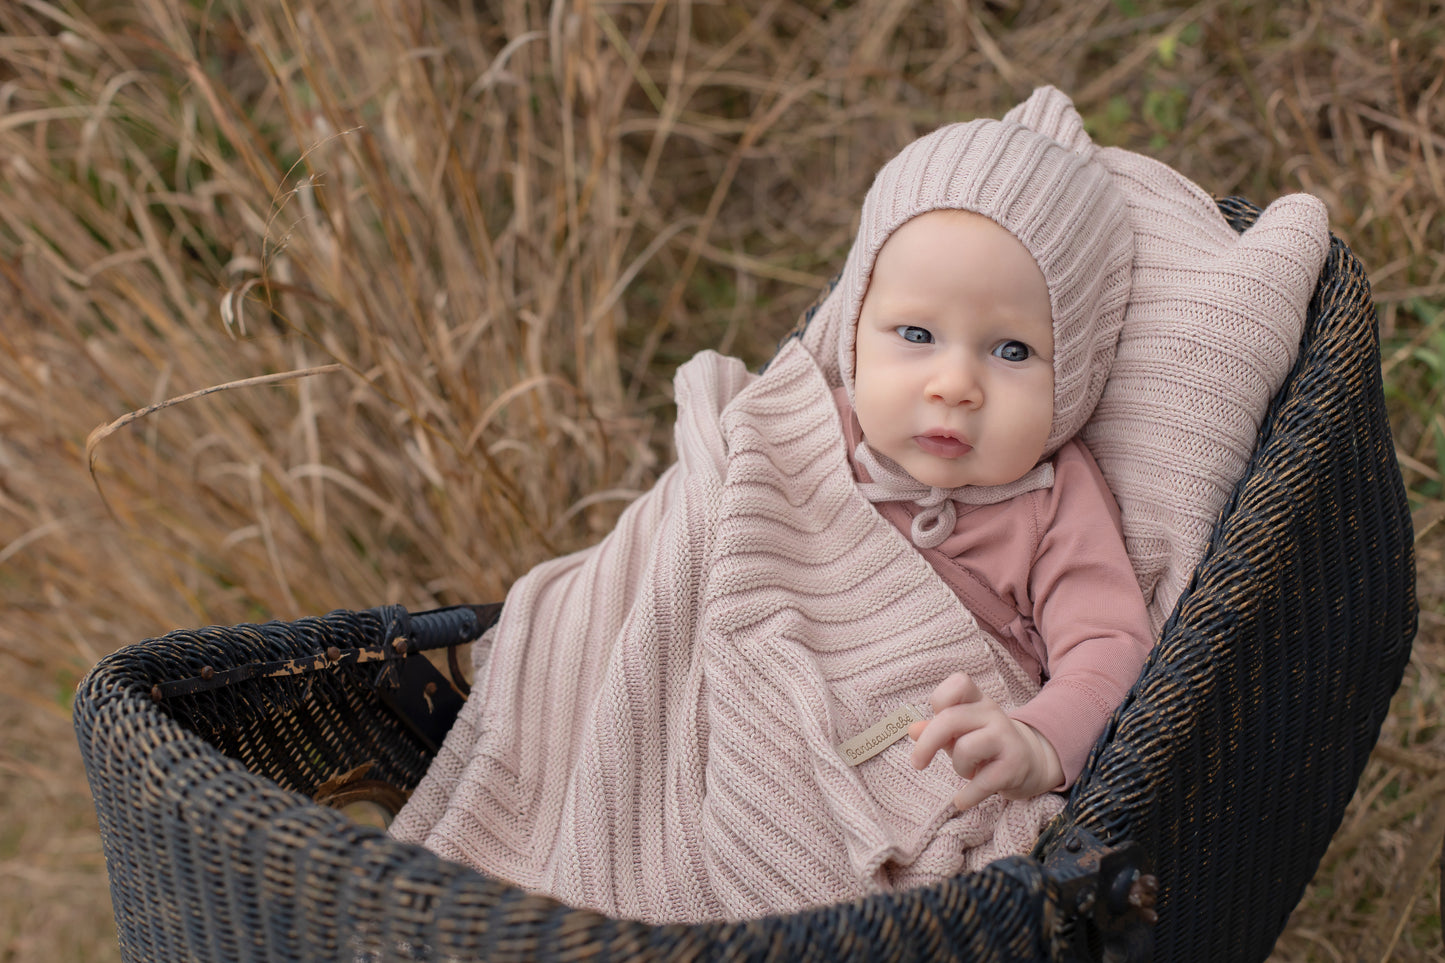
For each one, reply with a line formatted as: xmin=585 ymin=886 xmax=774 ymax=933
xmin=915 ymin=433 xmax=972 ymax=457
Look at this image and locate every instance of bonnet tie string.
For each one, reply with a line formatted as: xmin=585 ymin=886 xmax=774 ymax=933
xmin=853 ymin=442 xmax=1054 ymax=549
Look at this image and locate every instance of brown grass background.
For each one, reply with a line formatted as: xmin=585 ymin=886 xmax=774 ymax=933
xmin=1 ymin=0 xmax=1442 ymax=959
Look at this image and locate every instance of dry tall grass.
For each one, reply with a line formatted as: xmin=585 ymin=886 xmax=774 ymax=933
xmin=1 ymin=0 xmax=1441 ymax=959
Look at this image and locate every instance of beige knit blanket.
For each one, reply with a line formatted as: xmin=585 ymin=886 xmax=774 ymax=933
xmin=394 ymin=85 xmax=1332 ymax=925
xmin=390 ymin=340 xmax=1063 ymax=923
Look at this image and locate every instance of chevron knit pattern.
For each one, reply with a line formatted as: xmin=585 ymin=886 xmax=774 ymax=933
xmin=390 ymin=341 xmax=1063 ymax=923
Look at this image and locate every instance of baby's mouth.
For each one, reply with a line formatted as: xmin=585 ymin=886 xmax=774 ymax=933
xmin=914 ymin=431 xmax=972 ymax=458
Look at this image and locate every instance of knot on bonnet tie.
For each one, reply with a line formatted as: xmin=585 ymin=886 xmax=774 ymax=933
xmin=853 ymin=441 xmax=1055 ymax=549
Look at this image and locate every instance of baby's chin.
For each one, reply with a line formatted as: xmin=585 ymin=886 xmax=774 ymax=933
xmin=866 ymin=437 xmax=1029 ymax=489
xmin=901 ymin=454 xmax=1032 ymax=491
xmin=893 ymin=454 xmax=979 ymax=490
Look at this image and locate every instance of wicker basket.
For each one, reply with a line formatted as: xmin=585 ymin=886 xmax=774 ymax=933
xmin=74 ymin=199 xmax=1417 ymax=962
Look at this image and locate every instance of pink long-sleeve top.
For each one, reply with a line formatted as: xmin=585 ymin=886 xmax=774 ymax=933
xmin=834 ymin=389 xmax=1155 ymax=787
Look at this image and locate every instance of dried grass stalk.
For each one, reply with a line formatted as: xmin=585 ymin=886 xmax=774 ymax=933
xmin=1 ymin=0 xmax=1442 ymax=959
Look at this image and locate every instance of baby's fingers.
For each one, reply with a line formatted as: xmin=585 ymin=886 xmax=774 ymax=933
xmin=909 ymin=704 xmax=988 ymax=769
xmin=951 ymin=769 xmax=1006 ymax=812
xmin=929 ymin=672 xmax=984 ymax=713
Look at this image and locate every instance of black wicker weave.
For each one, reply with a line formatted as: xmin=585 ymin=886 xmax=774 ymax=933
xmin=74 ymin=199 xmax=1417 ymax=962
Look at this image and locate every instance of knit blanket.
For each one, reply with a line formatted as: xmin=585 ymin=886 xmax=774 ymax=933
xmin=390 ymin=339 xmax=1063 ymax=923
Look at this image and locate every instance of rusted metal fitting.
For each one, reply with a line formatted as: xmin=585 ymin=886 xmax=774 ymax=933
xmin=1047 ymin=831 xmax=1154 ymax=962
xmin=1128 ymin=874 xmax=1159 ymax=925
xmin=392 ymin=637 xmax=409 ymax=656
xmin=326 ymin=646 xmax=341 ymax=663
xmin=1107 ymin=866 xmax=1161 ymax=926
xmin=200 ymin=666 xmax=215 ymax=681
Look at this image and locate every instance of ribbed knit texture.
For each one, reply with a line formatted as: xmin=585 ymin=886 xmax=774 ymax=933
xmin=1010 ymin=88 xmax=1331 ymax=629
xmin=1084 ymin=164 xmax=1328 ymax=628
xmin=393 ymin=84 xmax=1332 ymax=926
xmin=825 ymin=117 xmax=1135 ymax=458
xmin=391 ymin=343 xmax=1063 ymax=923
xmin=805 ymin=85 xmax=1331 ymax=632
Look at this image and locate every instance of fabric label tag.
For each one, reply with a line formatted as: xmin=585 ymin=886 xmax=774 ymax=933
xmin=837 ymin=704 xmax=925 ymax=766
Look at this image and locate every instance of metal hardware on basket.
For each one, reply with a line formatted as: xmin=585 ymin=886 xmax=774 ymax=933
xmin=145 ymin=603 xmax=501 ymax=701
xmin=1126 ymin=873 xmax=1159 ymax=924
xmin=1049 ymin=831 xmax=1157 ymax=963
xmin=148 ymin=643 xmax=397 ymax=701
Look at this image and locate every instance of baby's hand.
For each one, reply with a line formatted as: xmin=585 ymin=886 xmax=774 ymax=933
xmin=907 ymin=671 xmax=1064 ymax=812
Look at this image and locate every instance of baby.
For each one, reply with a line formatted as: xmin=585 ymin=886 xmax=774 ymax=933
xmin=394 ymin=104 xmax=1158 ymax=923
xmin=819 ymin=117 xmax=1154 ymax=810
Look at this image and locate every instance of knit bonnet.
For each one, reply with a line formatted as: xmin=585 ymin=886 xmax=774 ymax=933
xmin=837 ymin=118 xmax=1134 ymax=459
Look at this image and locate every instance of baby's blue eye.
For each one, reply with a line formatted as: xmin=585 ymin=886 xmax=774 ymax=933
xmin=896 ymin=326 xmax=932 ymax=344
xmin=994 ymin=340 xmax=1031 ymax=362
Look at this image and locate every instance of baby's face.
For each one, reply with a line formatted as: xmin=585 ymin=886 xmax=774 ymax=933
xmin=853 ymin=210 xmax=1053 ymax=489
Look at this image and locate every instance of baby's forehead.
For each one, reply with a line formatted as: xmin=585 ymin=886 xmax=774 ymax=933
xmin=875 ymin=207 xmax=1060 ymax=279
xmin=868 ymin=210 xmax=1052 ymax=293
xmin=859 ymin=213 xmax=1053 ymax=335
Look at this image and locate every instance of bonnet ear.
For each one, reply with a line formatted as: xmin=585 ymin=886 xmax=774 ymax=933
xmin=1002 ymin=86 xmax=1097 ymax=157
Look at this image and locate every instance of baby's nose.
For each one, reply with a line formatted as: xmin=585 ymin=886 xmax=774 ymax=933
xmin=927 ymin=360 xmax=981 ymax=406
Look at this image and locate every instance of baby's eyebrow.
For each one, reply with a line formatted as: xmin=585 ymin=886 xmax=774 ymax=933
xmin=873 ymin=314 xmax=933 ymax=327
